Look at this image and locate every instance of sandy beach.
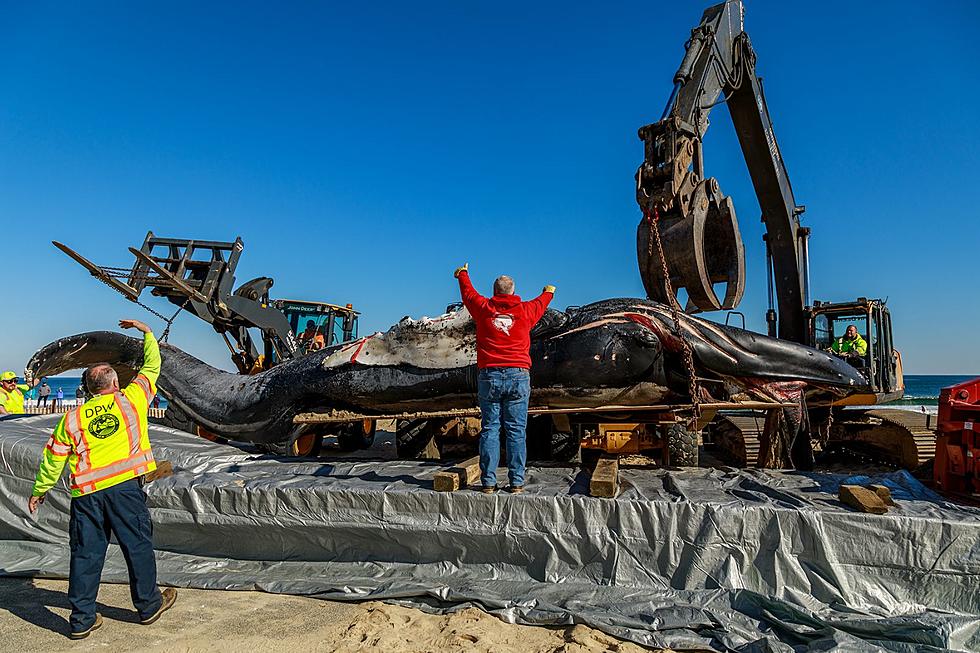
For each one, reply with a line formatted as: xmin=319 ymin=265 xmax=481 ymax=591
xmin=0 ymin=578 xmax=663 ymax=653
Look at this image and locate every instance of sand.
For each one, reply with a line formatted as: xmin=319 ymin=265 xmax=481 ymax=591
xmin=0 ymin=578 xmax=661 ymax=652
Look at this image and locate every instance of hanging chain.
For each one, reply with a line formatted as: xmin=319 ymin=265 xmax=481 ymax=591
xmin=88 ymin=267 xmax=185 ymax=343
xmin=645 ymin=206 xmax=702 ymax=425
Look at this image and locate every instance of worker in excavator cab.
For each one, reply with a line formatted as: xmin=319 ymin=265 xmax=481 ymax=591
xmin=0 ymin=370 xmax=37 ymax=415
xmin=27 ymin=319 xmax=177 ymax=639
xmin=455 ymin=263 xmax=555 ymax=495
xmin=830 ymin=324 xmax=868 ymax=364
xmin=298 ymin=319 xmax=325 ymax=352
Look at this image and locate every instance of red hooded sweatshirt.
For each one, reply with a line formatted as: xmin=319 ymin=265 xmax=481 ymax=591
xmin=457 ymin=270 xmax=553 ymax=369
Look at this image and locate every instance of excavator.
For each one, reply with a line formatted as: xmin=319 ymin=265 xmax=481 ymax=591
xmin=635 ymin=0 xmax=933 ymax=469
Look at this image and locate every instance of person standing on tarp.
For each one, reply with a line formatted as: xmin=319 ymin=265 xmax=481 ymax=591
xmin=455 ymin=263 xmax=555 ymax=495
xmin=27 ymin=318 xmax=177 ymax=640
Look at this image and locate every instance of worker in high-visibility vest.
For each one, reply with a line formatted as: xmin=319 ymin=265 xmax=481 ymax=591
xmin=27 ymin=319 xmax=177 ymax=639
xmin=0 ymin=370 xmax=36 ymax=415
xmin=830 ymin=324 xmax=868 ymax=362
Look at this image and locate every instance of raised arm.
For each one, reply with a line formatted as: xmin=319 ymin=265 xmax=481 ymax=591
xmin=455 ymin=265 xmax=489 ymax=317
xmin=523 ymin=285 xmax=556 ymax=325
xmin=119 ymin=319 xmax=160 ymax=406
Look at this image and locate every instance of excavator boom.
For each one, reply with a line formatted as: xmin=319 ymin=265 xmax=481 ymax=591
xmin=636 ymin=0 xmax=808 ymax=342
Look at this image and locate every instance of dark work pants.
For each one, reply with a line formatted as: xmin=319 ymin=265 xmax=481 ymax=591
xmin=68 ymin=478 xmax=161 ymax=632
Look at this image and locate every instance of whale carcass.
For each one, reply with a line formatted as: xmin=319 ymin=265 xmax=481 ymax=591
xmin=28 ymin=298 xmax=866 ymax=454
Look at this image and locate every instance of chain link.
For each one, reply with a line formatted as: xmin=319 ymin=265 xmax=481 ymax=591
xmin=88 ymin=266 xmax=185 ymax=343
xmin=645 ymin=207 xmax=702 ymax=425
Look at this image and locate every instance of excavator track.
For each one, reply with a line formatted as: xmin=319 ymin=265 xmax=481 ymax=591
xmin=709 ymin=408 xmax=936 ymax=470
xmin=707 ymin=411 xmax=765 ymax=467
xmin=833 ymin=408 xmax=936 ymax=469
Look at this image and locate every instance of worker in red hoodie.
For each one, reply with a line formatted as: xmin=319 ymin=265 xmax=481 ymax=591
xmin=455 ymin=263 xmax=555 ymax=494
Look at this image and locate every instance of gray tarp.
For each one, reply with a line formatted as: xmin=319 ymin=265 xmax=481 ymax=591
xmin=1 ymin=414 xmax=978 ymax=652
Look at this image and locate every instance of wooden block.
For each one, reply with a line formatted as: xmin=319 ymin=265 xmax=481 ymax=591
xmin=589 ymin=454 xmax=619 ymax=498
xmin=433 ymin=455 xmax=481 ymax=492
xmin=839 ymin=484 xmax=888 ymax=514
xmin=143 ymin=460 xmax=173 ymax=484
xmin=869 ymin=484 xmax=895 ymax=506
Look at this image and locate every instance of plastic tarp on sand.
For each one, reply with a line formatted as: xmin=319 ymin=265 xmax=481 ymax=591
xmin=1 ymin=414 xmax=978 ymax=652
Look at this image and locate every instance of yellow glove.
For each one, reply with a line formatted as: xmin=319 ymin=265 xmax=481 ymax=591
xmin=454 ymin=263 xmax=469 ymax=278
xmin=543 ymin=285 xmax=556 ymax=294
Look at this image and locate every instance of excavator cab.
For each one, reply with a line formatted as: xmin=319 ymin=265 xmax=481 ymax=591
xmin=274 ymin=300 xmax=359 ymax=353
xmin=808 ymin=298 xmax=904 ymax=402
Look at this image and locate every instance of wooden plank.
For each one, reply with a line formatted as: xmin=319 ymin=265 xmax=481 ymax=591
xmin=143 ymin=460 xmax=173 ymax=484
xmin=433 ymin=455 xmax=481 ymax=492
xmin=589 ymin=454 xmax=619 ymax=498
xmin=293 ymin=401 xmax=795 ymax=425
xmin=839 ymin=484 xmax=888 ymax=514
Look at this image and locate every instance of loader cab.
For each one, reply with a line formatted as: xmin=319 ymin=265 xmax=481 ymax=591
xmin=273 ymin=299 xmax=359 ymax=354
xmin=808 ymin=298 xmax=904 ymax=402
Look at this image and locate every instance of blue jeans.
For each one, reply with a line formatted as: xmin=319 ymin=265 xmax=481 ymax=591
xmin=477 ymin=367 xmax=531 ymax=488
xmin=68 ymin=478 xmax=162 ymax=632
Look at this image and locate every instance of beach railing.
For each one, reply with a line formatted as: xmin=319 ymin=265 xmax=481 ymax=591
xmin=24 ymin=404 xmax=167 ymax=419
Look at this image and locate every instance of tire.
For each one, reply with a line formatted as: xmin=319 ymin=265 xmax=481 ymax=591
xmin=666 ymin=422 xmax=699 ymax=467
xmin=549 ymin=429 xmax=580 ymax=462
xmin=395 ymin=419 xmax=441 ymax=459
xmin=337 ymin=420 xmax=377 ymax=451
xmin=526 ymin=415 xmax=579 ymax=462
xmin=290 ymin=429 xmax=324 ymax=457
xmin=150 ymin=404 xmax=197 ymax=435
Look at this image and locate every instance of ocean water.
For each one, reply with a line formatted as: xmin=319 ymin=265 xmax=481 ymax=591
xmin=23 ymin=376 xmax=168 ymax=409
xmin=885 ymin=374 xmax=978 ymax=407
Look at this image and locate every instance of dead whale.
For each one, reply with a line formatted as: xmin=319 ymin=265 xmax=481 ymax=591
xmin=27 ymin=298 xmax=866 ymax=447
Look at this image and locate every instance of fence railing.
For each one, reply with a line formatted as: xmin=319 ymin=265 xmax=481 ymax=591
xmin=23 ymin=404 xmax=167 ymax=419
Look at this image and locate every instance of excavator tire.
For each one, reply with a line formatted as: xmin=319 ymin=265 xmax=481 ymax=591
xmin=667 ymin=422 xmax=699 ymax=467
xmin=395 ymin=419 xmax=441 ymax=459
xmin=526 ymin=415 xmax=580 ymax=462
xmin=337 ymin=419 xmax=377 ymax=451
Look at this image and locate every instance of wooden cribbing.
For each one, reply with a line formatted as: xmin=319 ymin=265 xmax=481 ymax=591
xmin=143 ymin=460 xmax=173 ymax=484
xmin=589 ymin=454 xmax=620 ymax=498
xmin=433 ymin=456 xmax=481 ymax=492
xmin=839 ymin=484 xmax=888 ymax=514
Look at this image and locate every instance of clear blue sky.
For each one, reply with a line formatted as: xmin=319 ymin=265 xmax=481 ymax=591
xmin=1 ymin=1 xmax=977 ymax=375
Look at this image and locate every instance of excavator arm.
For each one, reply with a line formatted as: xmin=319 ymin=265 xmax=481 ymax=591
xmin=636 ymin=0 xmax=809 ymax=343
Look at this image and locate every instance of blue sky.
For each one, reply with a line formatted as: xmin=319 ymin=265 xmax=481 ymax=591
xmin=1 ymin=0 xmax=977 ymax=375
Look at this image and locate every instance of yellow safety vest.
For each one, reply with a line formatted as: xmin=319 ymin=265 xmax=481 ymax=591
xmin=0 ymin=384 xmax=28 ymax=414
xmin=33 ymin=333 xmax=161 ymax=498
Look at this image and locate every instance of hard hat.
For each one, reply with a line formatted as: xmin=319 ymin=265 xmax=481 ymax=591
xmin=0 ymin=371 xmax=16 ymax=381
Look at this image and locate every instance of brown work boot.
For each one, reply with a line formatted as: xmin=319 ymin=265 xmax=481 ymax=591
xmin=480 ymin=485 xmax=497 ymax=494
xmin=140 ymin=587 xmax=178 ymax=625
xmin=69 ymin=613 xmax=103 ymax=639
xmin=507 ymin=485 xmax=525 ymax=494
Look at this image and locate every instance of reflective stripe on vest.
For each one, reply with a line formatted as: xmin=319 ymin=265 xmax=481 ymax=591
xmin=64 ymin=408 xmax=91 ymax=474
xmin=45 ymin=438 xmax=71 ymax=456
xmin=115 ymin=392 xmax=144 ymax=457
xmin=71 ymin=449 xmax=154 ymax=489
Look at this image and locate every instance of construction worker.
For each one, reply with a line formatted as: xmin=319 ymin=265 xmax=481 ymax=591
xmin=455 ymin=263 xmax=554 ymax=494
xmin=27 ymin=319 xmax=177 ymax=639
xmin=298 ymin=319 xmax=326 ymax=352
xmin=0 ymin=371 xmax=36 ymax=415
xmin=830 ymin=324 xmax=868 ymax=362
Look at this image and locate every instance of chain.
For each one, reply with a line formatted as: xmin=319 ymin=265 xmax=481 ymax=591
xmin=88 ymin=266 xmax=185 ymax=343
xmin=645 ymin=207 xmax=702 ymax=425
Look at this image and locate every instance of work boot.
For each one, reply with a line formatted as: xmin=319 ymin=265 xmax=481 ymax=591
xmin=507 ymin=485 xmax=525 ymax=494
xmin=69 ymin=613 xmax=103 ymax=639
xmin=140 ymin=587 xmax=178 ymax=625
xmin=480 ymin=485 xmax=497 ymax=494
